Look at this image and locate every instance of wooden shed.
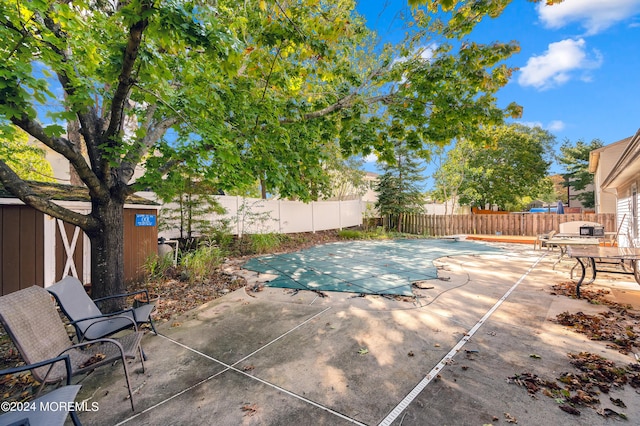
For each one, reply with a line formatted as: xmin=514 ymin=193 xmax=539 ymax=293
xmin=0 ymin=181 xmax=160 ymax=296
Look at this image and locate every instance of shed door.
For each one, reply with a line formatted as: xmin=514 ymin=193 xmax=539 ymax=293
xmin=0 ymin=206 xmax=45 ymax=296
xmin=54 ymin=218 xmax=87 ymax=282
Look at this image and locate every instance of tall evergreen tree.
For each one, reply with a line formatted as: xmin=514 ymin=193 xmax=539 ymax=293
xmin=375 ymin=140 xmax=426 ymax=232
xmin=557 ymin=139 xmax=603 ymax=208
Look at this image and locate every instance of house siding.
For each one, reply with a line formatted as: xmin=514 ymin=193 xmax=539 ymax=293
xmin=594 ymin=142 xmax=629 ymax=214
xmin=616 ymin=181 xmax=640 ymax=247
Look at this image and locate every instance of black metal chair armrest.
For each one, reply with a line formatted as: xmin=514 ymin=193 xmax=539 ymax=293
xmin=93 ymin=289 xmax=149 ymax=304
xmin=0 ymin=354 xmax=73 ymax=386
xmin=77 ymin=313 xmax=138 ymax=332
xmin=68 ymin=310 xmax=137 ymax=326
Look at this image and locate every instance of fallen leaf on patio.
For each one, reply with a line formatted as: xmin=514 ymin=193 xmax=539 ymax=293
xmin=241 ymin=403 xmax=257 ymax=417
xmin=559 ymin=405 xmax=580 ymax=415
xmin=503 ymin=412 xmax=517 ymax=423
xmin=171 ymin=322 xmax=181 ymax=327
xmin=610 ymin=397 xmax=626 ymax=408
xmin=597 ymin=407 xmax=627 ymax=419
xmin=529 ymin=354 xmax=541 ymax=359
xmin=358 ymin=348 xmax=369 ymax=355
xmin=80 ymin=353 xmax=106 ymax=369
xmin=434 ymin=343 xmax=440 ymax=347
xmin=412 ymin=281 xmax=435 ymax=289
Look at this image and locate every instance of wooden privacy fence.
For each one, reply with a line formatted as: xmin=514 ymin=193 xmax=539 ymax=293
xmin=394 ymin=213 xmax=617 ymax=237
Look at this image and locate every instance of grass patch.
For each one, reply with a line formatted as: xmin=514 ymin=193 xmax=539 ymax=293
xmin=181 ymin=243 xmax=226 ymax=284
xmin=338 ymin=228 xmax=424 ymax=240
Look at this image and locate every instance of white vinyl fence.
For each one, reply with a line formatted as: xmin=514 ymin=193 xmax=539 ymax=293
xmin=158 ymin=195 xmax=363 ymax=238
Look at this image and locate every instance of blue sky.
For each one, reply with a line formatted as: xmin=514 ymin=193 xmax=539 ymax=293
xmin=355 ymin=0 xmax=640 ymax=179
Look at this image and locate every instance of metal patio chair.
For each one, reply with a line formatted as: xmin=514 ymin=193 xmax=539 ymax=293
xmin=47 ymin=276 xmax=157 ymax=342
xmin=0 ymin=354 xmax=82 ymax=426
xmin=534 ymin=230 xmax=556 ymax=250
xmin=0 ymin=286 xmax=145 ymax=411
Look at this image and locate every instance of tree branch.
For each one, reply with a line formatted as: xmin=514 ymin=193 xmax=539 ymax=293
xmin=280 ymin=92 xmax=397 ymax=123
xmin=10 ymin=113 xmax=108 ymax=201
xmin=120 ymin=114 xmax=179 ymax=188
xmin=104 ymin=7 xmax=150 ymax=142
xmin=0 ymin=160 xmax=99 ymax=231
xmin=39 ymin=7 xmax=107 ymax=196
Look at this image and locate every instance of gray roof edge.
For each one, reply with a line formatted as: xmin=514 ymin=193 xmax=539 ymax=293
xmin=601 ymin=128 xmax=640 ymax=189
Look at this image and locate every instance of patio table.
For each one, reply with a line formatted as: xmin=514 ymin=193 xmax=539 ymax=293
xmin=567 ymin=246 xmax=640 ymax=297
xmin=554 ymin=232 xmax=616 ymax=246
xmin=546 ymin=237 xmax=601 ymax=269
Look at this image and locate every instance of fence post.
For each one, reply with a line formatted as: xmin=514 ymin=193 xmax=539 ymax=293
xmin=236 ymin=196 xmax=241 ymax=237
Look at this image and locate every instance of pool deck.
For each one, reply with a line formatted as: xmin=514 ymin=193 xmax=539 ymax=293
xmin=466 ymin=234 xmax=537 ymax=245
xmin=74 ymin=241 xmax=640 ymax=426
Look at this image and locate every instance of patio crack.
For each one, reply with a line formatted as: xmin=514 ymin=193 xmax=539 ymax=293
xmin=114 ymin=306 xmax=366 ymax=426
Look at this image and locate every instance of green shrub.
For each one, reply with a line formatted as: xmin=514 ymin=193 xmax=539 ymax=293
xmin=337 ymin=229 xmax=362 ymax=239
xmin=248 ymin=233 xmax=283 ymax=254
xmin=208 ymin=221 xmax=235 ymax=251
xmin=142 ymin=253 xmax=174 ymax=282
xmin=337 ymin=229 xmax=393 ymax=240
xmin=180 ymin=243 xmax=226 ymax=284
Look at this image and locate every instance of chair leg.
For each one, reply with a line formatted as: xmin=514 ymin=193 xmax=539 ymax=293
xmin=71 ymin=410 xmax=83 ymax=426
xmin=138 ymin=344 xmax=146 ymax=372
xmin=121 ymin=357 xmax=136 ymax=411
xmin=149 ymin=319 xmax=158 ymax=335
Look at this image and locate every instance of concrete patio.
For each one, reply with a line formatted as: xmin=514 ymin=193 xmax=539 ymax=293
xmin=74 ymin=241 xmax=640 ymax=425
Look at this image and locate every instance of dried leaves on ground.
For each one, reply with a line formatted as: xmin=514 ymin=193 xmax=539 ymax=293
xmin=508 ymin=352 xmax=638 ymax=419
xmin=507 ymin=280 xmax=640 ymax=418
xmin=551 ymin=281 xmax=640 ymax=354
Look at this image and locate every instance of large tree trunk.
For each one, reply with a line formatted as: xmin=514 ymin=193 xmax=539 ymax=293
xmin=88 ymin=198 xmax=126 ymax=311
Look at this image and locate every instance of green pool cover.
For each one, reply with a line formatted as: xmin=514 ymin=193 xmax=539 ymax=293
xmin=243 ymin=239 xmax=503 ymax=296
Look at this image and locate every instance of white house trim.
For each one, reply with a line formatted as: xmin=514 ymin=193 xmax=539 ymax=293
xmin=43 ymin=215 xmax=56 ymax=287
xmin=57 ymin=218 xmax=80 ymax=278
xmin=600 ymin=128 xmax=640 ymax=247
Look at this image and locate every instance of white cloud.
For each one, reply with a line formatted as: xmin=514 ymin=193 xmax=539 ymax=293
xmin=363 ymin=153 xmax=378 ymax=163
xmin=547 ymin=120 xmax=565 ymax=132
xmin=393 ymin=43 xmax=437 ymax=65
xmin=518 ymin=38 xmax=602 ymax=90
xmin=519 ymin=121 xmax=544 ymax=129
xmin=518 ymin=120 xmax=564 ymax=132
xmin=538 ymin=0 xmax=640 ymax=35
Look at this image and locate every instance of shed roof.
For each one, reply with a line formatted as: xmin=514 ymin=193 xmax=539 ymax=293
xmin=0 ymin=181 xmax=159 ymax=206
